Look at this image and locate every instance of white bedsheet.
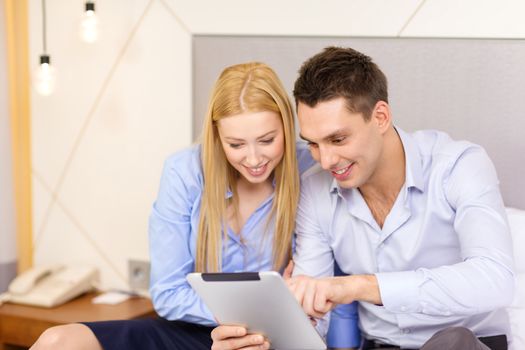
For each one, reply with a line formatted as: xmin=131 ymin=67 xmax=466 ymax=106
xmin=506 ymin=207 xmax=525 ymax=350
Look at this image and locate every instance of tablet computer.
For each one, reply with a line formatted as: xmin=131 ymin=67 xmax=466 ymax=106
xmin=187 ymin=271 xmax=326 ymax=350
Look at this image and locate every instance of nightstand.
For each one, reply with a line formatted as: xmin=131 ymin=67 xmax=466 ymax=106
xmin=0 ymin=292 xmax=156 ymax=349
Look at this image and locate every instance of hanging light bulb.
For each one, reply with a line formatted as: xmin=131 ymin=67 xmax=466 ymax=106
xmin=80 ymin=1 xmax=98 ymax=43
xmin=33 ymin=55 xmax=56 ymax=96
xmin=33 ymin=0 xmax=56 ymax=96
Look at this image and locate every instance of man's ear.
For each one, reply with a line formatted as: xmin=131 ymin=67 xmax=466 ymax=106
xmin=373 ymin=101 xmax=392 ymax=133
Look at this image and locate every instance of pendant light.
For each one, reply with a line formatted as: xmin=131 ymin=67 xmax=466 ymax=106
xmin=33 ymin=0 xmax=56 ymax=96
xmin=80 ymin=1 xmax=99 ymax=43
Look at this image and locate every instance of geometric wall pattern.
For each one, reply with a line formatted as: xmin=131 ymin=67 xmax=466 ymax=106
xmin=29 ymin=0 xmax=191 ymax=290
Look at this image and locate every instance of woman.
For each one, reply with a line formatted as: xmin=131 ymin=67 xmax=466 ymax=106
xmin=30 ymin=62 xmax=315 ymax=349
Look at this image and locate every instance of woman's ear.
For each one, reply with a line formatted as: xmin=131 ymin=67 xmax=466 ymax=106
xmin=373 ymin=101 xmax=392 ymax=133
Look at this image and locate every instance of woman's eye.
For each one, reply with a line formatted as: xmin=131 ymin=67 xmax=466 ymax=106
xmin=260 ymin=138 xmax=274 ymax=144
xmin=229 ymin=143 xmax=242 ymax=149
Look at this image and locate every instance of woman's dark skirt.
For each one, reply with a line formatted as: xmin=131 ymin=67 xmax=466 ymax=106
xmin=83 ymin=318 xmax=214 ymax=349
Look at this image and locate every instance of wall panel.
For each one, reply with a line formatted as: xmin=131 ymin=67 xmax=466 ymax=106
xmin=194 ymin=36 xmax=525 ymax=209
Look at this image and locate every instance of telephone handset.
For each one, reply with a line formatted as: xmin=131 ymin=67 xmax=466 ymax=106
xmin=1 ymin=264 xmax=99 ymax=308
xmin=8 ymin=264 xmax=63 ymax=294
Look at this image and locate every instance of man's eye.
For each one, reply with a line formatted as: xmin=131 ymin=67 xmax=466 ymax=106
xmin=332 ymin=137 xmax=346 ymax=144
xmin=307 ymin=142 xmax=318 ymax=148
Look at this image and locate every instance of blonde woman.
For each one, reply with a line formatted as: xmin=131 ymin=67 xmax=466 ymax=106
xmin=30 ymin=62 xmax=315 ymax=349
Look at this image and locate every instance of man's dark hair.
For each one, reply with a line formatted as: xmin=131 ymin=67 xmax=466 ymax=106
xmin=293 ymin=46 xmax=388 ymax=120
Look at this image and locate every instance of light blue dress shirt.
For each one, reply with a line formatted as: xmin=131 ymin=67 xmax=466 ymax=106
xmin=148 ymin=143 xmax=316 ymax=326
xmin=293 ymin=128 xmax=515 ymax=349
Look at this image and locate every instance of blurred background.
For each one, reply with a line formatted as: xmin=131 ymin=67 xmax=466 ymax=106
xmin=2 ymin=0 xmax=525 ymax=293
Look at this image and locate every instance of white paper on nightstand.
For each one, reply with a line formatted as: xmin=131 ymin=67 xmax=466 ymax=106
xmin=91 ymin=292 xmax=131 ymax=305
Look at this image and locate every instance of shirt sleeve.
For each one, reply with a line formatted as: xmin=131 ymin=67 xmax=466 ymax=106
xmin=376 ymin=147 xmax=515 ymax=316
xmin=293 ymin=175 xmax=337 ymax=341
xmin=293 ymin=175 xmax=334 ymax=278
xmin=148 ymin=153 xmax=216 ymax=325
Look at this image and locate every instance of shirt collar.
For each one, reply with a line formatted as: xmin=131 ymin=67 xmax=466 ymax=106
xmin=329 ymin=125 xmax=425 ymax=194
xmin=396 ymin=126 xmax=425 ymax=192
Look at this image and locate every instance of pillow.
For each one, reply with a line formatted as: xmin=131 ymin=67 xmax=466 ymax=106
xmin=505 ymin=207 xmax=525 ymax=350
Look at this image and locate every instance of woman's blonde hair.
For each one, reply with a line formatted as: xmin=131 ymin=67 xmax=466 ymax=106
xmin=196 ymin=62 xmax=299 ymax=272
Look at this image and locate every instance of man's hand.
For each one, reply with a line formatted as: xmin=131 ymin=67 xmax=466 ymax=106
xmin=287 ymin=274 xmax=381 ymax=318
xmin=287 ymin=275 xmax=345 ymax=318
xmin=210 ymin=325 xmax=270 ymax=350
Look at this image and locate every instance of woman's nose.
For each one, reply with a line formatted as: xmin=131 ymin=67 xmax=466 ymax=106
xmin=245 ymin=146 xmax=263 ymax=166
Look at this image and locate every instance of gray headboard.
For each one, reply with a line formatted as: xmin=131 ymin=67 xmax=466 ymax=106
xmin=193 ymin=36 xmax=525 ymax=209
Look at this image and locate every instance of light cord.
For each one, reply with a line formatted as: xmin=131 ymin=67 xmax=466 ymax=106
xmin=42 ymin=0 xmax=47 ymax=54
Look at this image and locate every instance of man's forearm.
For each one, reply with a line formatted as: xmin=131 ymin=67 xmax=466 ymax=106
xmin=338 ymin=274 xmax=382 ymax=305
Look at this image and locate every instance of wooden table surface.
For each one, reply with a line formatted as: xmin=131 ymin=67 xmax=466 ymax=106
xmin=0 ymin=292 xmax=156 ymax=349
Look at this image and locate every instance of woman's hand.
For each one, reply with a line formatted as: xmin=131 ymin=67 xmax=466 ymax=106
xmin=282 ymin=260 xmax=294 ymax=279
xmin=210 ymin=325 xmax=270 ymax=350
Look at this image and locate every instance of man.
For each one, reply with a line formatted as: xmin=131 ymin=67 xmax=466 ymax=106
xmin=211 ymin=47 xmax=515 ymax=350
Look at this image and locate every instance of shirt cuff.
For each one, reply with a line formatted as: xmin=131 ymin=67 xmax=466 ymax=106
xmin=375 ymin=270 xmax=424 ymax=313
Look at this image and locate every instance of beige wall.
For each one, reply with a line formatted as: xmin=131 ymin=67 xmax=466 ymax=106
xmin=28 ymin=0 xmax=525 ymax=290
xmin=29 ymin=0 xmax=191 ymax=290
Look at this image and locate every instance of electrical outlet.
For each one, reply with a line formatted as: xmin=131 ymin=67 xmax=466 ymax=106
xmin=128 ymin=259 xmax=150 ymax=291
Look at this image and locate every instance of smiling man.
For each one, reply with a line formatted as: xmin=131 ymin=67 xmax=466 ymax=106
xmin=288 ymin=47 xmax=515 ymax=350
xmin=210 ymin=47 xmax=515 ymax=350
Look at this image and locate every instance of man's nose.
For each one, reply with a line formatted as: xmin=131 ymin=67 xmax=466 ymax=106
xmin=319 ymin=146 xmax=337 ymax=170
